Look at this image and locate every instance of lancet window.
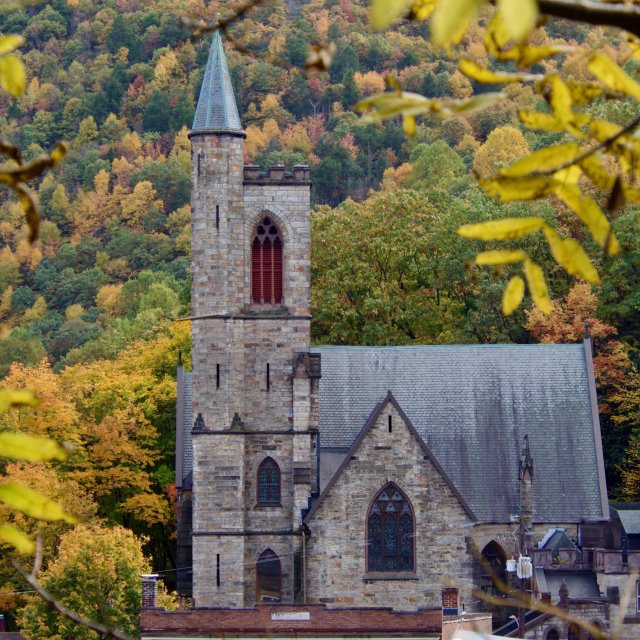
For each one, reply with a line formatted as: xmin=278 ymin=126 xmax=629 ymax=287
xmin=367 ymin=482 xmax=414 ymax=573
xmin=251 ymin=217 xmax=283 ymax=304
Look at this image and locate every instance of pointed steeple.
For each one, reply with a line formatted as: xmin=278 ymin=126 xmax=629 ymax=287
xmin=192 ymin=31 xmax=243 ymax=134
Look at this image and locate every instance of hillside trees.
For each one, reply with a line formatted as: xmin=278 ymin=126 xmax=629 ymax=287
xmin=18 ymin=523 xmax=149 ymax=640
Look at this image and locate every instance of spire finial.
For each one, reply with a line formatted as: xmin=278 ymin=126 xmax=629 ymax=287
xmin=584 ymin=318 xmax=591 ymax=339
xmin=178 ymin=346 xmax=183 ymax=365
xmin=191 ymin=31 xmax=243 ymax=133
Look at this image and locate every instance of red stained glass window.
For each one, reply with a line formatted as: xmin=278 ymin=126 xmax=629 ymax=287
xmin=252 ymin=217 xmax=283 ymax=304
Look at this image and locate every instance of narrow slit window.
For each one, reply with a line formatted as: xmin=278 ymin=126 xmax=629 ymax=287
xmin=388 ymin=415 xmax=392 ymax=433
xmin=251 ymin=217 xmax=283 ymax=305
xmin=216 ymin=554 xmax=221 ymax=587
xmin=216 ymin=364 xmax=220 ymax=389
xmin=215 ymin=204 xmax=220 ymax=229
xmin=266 ymin=363 xmax=270 ymax=391
xmin=197 ymin=153 xmax=203 ymax=177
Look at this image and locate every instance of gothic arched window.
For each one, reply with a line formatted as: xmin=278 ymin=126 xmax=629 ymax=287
xmin=367 ymin=482 xmax=414 ymax=573
xmin=257 ymin=457 xmax=280 ymax=505
xmin=252 ymin=217 xmax=283 ymax=305
xmin=256 ymin=549 xmax=281 ymax=602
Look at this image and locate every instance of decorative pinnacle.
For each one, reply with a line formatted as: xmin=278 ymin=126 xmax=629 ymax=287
xmin=192 ymin=31 xmax=243 ymax=133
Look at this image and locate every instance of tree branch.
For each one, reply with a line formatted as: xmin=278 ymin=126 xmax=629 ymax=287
xmin=538 ymin=0 xmax=640 ymax=38
xmin=10 ymin=558 xmax=135 ymax=640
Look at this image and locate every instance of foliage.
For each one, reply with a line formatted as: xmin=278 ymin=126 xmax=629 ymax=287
xmin=359 ymin=0 xmax=640 ymax=315
xmin=17 ymin=522 xmax=149 ymax=640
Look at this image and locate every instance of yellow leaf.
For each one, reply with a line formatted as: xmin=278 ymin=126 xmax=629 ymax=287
xmin=479 ymin=176 xmax=552 ymax=201
xmin=485 ymin=12 xmax=511 ymax=54
xmin=446 ymin=92 xmax=506 ymax=114
xmin=523 ymin=259 xmax=552 ymax=314
xmin=566 ymin=80 xmax=602 ymax=106
xmin=589 ymin=119 xmax=622 ymax=142
xmin=500 ymin=143 xmax=581 ymax=177
xmin=410 ymin=0 xmax=437 ymax=20
xmin=403 ymin=115 xmax=416 ymax=136
xmin=0 ymin=35 xmax=24 ymax=55
xmin=356 ymin=91 xmax=436 ymax=120
xmin=0 ymin=54 xmax=25 ymax=97
xmin=0 ymin=432 xmax=69 ymax=462
xmin=475 ymin=250 xmax=527 ymax=265
xmin=50 ymin=142 xmax=68 ymax=165
xmin=502 ymin=275 xmax=525 ymax=315
xmin=580 ymin=155 xmax=615 ymax=190
xmin=519 ymin=110 xmax=588 ymax=133
xmin=553 ymin=165 xmax=582 ymax=185
xmin=542 ymin=225 xmax=600 ymax=284
xmin=458 ymin=216 xmax=544 ymax=240
xmin=369 ymin=0 xmax=414 ymax=30
xmin=515 ymin=44 xmax=568 ymax=68
xmin=546 ymin=74 xmax=573 ymax=122
xmin=498 ymin=0 xmax=538 ymax=43
xmin=0 ymin=524 xmax=34 ymax=555
xmin=553 ymin=183 xmax=620 ymax=256
xmin=0 ymin=483 xmax=77 ymax=523
xmin=0 ymin=389 xmax=38 ymax=412
xmin=432 ymin=0 xmax=478 ymax=48
xmin=588 ymin=52 xmax=640 ymax=100
xmin=459 ymin=58 xmax=533 ymax=84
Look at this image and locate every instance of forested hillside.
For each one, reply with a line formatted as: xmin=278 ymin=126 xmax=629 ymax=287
xmin=1 ymin=0 xmax=640 ymax=615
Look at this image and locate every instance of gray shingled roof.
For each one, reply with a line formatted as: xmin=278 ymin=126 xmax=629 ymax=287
xmin=617 ymin=509 xmax=640 ymax=535
xmin=178 ymin=343 xmax=606 ymax=524
xmin=192 ymin=31 xmax=242 ymax=133
xmin=312 ymin=344 xmax=605 ymax=524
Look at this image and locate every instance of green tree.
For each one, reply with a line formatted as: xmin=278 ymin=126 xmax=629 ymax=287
xmin=18 ymin=523 xmax=149 ymax=640
xmin=142 ymin=91 xmax=171 ymax=133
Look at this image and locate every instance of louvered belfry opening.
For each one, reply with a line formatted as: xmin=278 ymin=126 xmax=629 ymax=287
xmin=252 ymin=217 xmax=283 ymax=304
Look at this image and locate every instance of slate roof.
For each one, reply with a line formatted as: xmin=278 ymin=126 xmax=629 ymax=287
xmin=617 ymin=509 xmax=640 ymax=535
xmin=178 ymin=343 xmax=607 ymax=524
xmin=312 ymin=343 xmax=606 ymax=524
xmin=191 ymin=31 xmax=243 ymax=134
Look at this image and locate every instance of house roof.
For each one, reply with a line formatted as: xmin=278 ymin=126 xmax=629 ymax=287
xmin=177 ymin=342 xmax=607 ymax=524
xmin=311 ymin=343 xmax=606 ymax=523
xmin=191 ymin=31 xmax=243 ymax=134
xmin=616 ymin=509 xmax=640 ymax=535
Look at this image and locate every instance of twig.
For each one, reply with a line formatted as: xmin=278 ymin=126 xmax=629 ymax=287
xmin=528 ymin=112 xmax=640 ymax=178
xmin=473 ymin=588 xmax=611 ymax=639
xmin=181 ymin=0 xmax=267 ymax=36
xmin=10 ymin=558 xmax=135 ymax=640
xmin=538 ymin=0 xmax=640 ymax=39
xmin=30 ymin=535 xmax=42 ymax=580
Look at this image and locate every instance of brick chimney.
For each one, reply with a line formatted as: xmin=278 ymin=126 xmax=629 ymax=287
xmin=141 ymin=574 xmax=159 ymax=609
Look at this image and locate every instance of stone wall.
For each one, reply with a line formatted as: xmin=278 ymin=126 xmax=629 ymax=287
xmin=305 ymin=400 xmax=476 ymax=610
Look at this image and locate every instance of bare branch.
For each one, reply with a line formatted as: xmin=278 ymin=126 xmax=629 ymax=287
xmin=538 ymin=0 xmax=640 ymax=38
xmin=10 ymin=558 xmax=135 ymax=640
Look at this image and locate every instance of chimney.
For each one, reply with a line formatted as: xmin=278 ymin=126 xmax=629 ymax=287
xmin=141 ymin=574 xmax=159 ymax=609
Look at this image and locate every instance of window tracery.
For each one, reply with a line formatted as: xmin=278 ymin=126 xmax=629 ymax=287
xmin=251 ymin=217 xmax=283 ymax=304
xmin=367 ymin=482 xmax=414 ymax=572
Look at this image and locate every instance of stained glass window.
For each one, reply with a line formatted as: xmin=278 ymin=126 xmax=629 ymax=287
xmin=367 ymin=482 xmax=414 ymax=573
xmin=256 ymin=549 xmax=281 ymax=602
xmin=252 ymin=217 xmax=283 ymax=305
xmin=257 ymin=457 xmax=280 ymax=505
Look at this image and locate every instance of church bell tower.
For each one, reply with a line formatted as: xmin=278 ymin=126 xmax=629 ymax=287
xmin=188 ymin=32 xmax=319 ymax=607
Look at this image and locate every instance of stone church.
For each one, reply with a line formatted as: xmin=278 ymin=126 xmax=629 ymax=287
xmin=149 ymin=32 xmax=636 ymax=638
